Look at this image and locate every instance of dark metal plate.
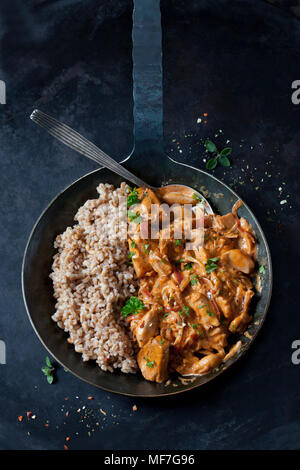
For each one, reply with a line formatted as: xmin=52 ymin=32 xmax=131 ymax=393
xmin=22 ymin=158 xmax=272 ymax=397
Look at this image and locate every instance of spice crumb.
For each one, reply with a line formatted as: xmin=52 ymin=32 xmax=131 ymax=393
xmin=132 ymin=405 xmax=137 ymax=412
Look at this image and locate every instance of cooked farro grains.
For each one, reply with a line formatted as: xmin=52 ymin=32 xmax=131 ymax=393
xmin=50 ymin=183 xmax=138 ymax=373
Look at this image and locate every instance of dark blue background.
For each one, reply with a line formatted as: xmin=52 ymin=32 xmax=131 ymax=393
xmin=0 ymin=0 xmax=300 ymax=450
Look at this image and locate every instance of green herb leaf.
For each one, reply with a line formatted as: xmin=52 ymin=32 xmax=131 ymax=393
xmin=131 ymin=241 xmax=136 ymax=249
xmin=144 ymin=244 xmax=150 ymax=253
xmin=206 ymin=158 xmax=218 ymax=170
xmin=128 ymin=251 xmax=135 ymax=261
xmin=184 ymin=263 xmax=193 ymax=271
xmin=219 ymin=155 xmax=231 ymax=167
xmin=190 ymin=275 xmax=198 ymax=286
xmin=205 ymin=257 xmax=219 ymax=274
xmin=121 ymin=296 xmax=145 ymax=317
xmin=259 ymin=265 xmax=266 ymax=274
xmin=159 ymin=339 xmax=165 ymax=345
xmin=220 ymin=147 xmax=232 ymax=157
xmin=207 ymin=310 xmax=215 ymax=317
xmin=174 ymin=239 xmax=182 ymax=246
xmin=145 ymin=357 xmax=155 ymax=368
xmin=183 ymin=306 xmax=190 ymax=316
xmin=47 ymin=375 xmax=54 ymax=384
xmin=127 ymin=187 xmax=140 ymax=208
xmin=162 ymin=313 xmax=169 ymax=319
xmin=205 ymin=140 xmax=217 ymax=153
xmin=41 ymin=366 xmax=51 ymax=376
xmin=205 ymin=263 xmax=218 ymax=273
xmin=127 ymin=210 xmax=143 ymax=224
xmin=45 ymin=356 xmax=52 ymax=368
xmin=205 ymin=142 xmax=233 ymax=170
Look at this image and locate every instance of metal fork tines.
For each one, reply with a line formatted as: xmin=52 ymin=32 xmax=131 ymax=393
xmin=30 ymin=109 xmax=147 ymax=188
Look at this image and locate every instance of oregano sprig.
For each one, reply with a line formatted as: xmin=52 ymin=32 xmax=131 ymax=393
xmin=205 ymin=140 xmax=232 ymax=170
xmin=41 ymin=356 xmax=55 ymax=384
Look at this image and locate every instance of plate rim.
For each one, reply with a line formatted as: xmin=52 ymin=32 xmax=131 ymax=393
xmin=21 ymin=159 xmax=273 ymax=397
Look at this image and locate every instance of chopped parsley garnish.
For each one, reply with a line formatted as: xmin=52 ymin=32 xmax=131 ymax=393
xmin=179 ymin=306 xmax=190 ymax=317
xmin=162 ymin=313 xmax=168 ymax=319
xmin=161 ymin=259 xmax=166 ymax=264
xmin=199 ymin=305 xmax=206 ymax=309
xmin=127 ymin=187 xmax=140 ymax=208
xmin=259 ymin=265 xmax=266 ymax=275
xmin=184 ymin=263 xmax=193 ymax=271
xmin=192 ymin=193 xmax=205 ymax=205
xmin=205 ymin=257 xmax=219 ymax=274
xmin=232 ymin=324 xmax=236 ymax=330
xmin=174 ymin=239 xmax=182 ymax=246
xmin=183 ymin=306 xmax=190 ymax=316
xmin=207 ymin=310 xmax=215 ymax=317
xmin=128 ymin=251 xmax=135 ymax=261
xmin=144 ymin=244 xmax=150 ymax=253
xmin=121 ymin=296 xmax=145 ymax=317
xmin=159 ymin=339 xmax=165 ymax=345
xmin=131 ymin=241 xmax=136 ymax=249
xmin=145 ymin=357 xmax=154 ymax=368
xmin=190 ymin=274 xmax=198 ymax=286
xmin=127 ymin=210 xmax=143 ymax=224
xmin=197 ymin=330 xmax=203 ymax=337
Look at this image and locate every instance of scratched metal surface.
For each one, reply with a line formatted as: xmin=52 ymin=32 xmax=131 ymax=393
xmin=0 ymin=0 xmax=300 ymax=449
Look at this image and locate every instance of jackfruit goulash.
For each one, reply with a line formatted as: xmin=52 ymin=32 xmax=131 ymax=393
xmin=123 ymin=186 xmax=257 ymax=383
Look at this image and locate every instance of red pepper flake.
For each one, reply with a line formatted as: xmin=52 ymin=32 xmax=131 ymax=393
xmin=45 ymin=423 xmax=49 ymax=428
xmin=203 ymin=113 xmax=208 ymax=117
xmin=65 ymin=411 xmax=69 ymax=417
xmin=66 ymin=437 xmax=70 ymax=442
xmin=18 ymin=416 xmax=23 ymax=422
xmin=64 ymin=445 xmax=69 ymax=451
xmin=88 ymin=396 xmax=94 ymax=400
xmin=26 ymin=411 xmax=32 ymax=419
xmin=132 ymin=405 xmax=138 ymax=412
xmin=64 ymin=397 xmax=69 ymax=401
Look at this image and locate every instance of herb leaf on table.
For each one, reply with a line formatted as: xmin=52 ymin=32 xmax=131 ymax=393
xmin=205 ymin=140 xmax=232 ymax=170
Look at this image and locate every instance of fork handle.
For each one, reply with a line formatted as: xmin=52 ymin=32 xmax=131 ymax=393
xmin=30 ymin=109 xmax=148 ymax=189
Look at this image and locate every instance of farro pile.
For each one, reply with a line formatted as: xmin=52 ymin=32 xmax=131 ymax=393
xmin=50 ymin=183 xmax=138 ymax=373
